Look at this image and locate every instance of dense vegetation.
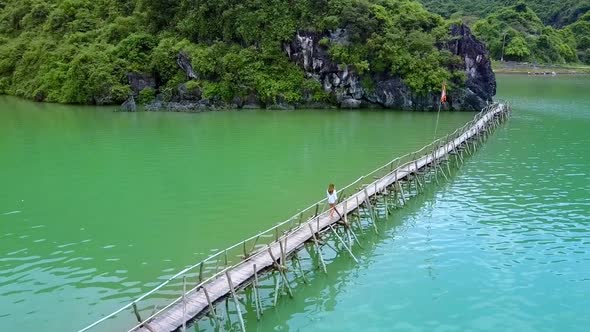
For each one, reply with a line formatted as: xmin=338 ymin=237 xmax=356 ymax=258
xmin=0 ymin=0 xmax=461 ymax=105
xmin=419 ymin=0 xmax=590 ymax=64
xmin=419 ymin=0 xmax=590 ymax=28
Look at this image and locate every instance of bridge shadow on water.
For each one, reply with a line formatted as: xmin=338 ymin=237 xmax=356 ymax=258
xmin=189 ymin=144 xmax=486 ymax=332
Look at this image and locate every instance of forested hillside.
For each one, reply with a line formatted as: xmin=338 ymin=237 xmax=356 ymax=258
xmin=419 ymin=0 xmax=590 ymax=64
xmin=419 ymin=0 xmax=590 ymax=28
xmin=1 ymin=0 xmax=584 ymax=107
xmin=0 ymin=0 xmax=468 ymax=106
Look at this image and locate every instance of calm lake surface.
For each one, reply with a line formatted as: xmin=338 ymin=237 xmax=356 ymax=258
xmin=1 ymin=75 xmax=589 ymax=331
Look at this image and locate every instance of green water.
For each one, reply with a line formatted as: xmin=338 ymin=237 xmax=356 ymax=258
xmin=0 ymin=99 xmax=471 ymax=331
xmin=242 ymin=75 xmax=590 ymax=332
xmin=1 ymin=75 xmax=588 ymax=332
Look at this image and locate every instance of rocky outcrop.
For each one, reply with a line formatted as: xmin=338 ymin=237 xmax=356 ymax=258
xmin=177 ymin=83 xmax=202 ymax=101
xmin=177 ymin=52 xmax=198 ymax=80
xmin=127 ymin=24 xmax=494 ymax=112
xmin=120 ymin=96 xmax=137 ymax=112
xmin=284 ymin=24 xmax=496 ymax=111
xmin=127 ymin=73 xmax=157 ymax=95
xmin=445 ymin=24 xmax=497 ymax=110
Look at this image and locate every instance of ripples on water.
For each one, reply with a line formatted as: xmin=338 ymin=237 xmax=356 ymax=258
xmin=0 ymin=100 xmax=474 ymax=331
xmin=246 ymin=76 xmax=590 ymax=331
xmin=1 ymin=76 xmax=589 ymax=331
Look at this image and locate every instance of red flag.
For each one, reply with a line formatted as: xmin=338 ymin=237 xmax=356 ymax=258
xmin=440 ymin=82 xmax=447 ymax=104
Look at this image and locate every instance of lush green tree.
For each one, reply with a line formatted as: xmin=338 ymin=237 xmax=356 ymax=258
xmin=504 ymin=35 xmax=530 ymax=60
xmin=472 ymin=3 xmax=581 ymax=63
xmin=567 ymin=13 xmax=590 ymax=63
xmin=418 ymin=0 xmax=590 ymax=28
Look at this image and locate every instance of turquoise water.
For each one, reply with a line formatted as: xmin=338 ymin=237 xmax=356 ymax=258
xmin=1 ymin=75 xmax=589 ymax=331
xmin=0 ymin=97 xmax=472 ymax=331
xmin=240 ymin=75 xmax=590 ymax=331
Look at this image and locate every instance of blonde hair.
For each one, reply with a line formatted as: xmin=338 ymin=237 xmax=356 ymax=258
xmin=328 ymin=183 xmax=335 ymax=194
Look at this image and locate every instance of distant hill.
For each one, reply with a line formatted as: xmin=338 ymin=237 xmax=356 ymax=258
xmin=418 ymin=1 xmax=590 ymax=64
xmin=419 ymin=0 xmax=590 ymax=28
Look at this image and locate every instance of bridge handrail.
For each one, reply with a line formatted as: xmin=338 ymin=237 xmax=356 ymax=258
xmin=77 ymin=100 xmax=508 ymax=332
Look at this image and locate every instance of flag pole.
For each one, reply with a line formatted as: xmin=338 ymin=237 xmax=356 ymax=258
xmin=434 ymin=81 xmax=445 ymax=139
xmin=434 ymin=99 xmax=441 ymax=138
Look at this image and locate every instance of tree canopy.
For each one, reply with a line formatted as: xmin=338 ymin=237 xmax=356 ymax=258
xmin=417 ymin=1 xmax=590 ymax=64
xmin=0 ymin=0 xmax=464 ymax=105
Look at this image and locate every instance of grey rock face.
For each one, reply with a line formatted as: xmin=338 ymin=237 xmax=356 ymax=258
xmin=178 ymin=83 xmax=202 ymax=101
xmin=445 ymin=24 xmax=496 ymax=111
xmin=120 ymin=96 xmax=137 ymax=112
xmin=340 ymin=98 xmax=362 ymax=109
xmin=127 ymin=73 xmax=156 ymax=95
xmin=284 ymin=24 xmax=496 ymax=111
xmin=177 ymin=52 xmax=198 ymax=80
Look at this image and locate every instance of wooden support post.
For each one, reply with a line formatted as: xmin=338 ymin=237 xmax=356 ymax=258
xmin=198 ymin=261 xmax=204 ymax=284
xmin=224 ymin=249 xmax=228 ymax=266
xmin=273 ymin=271 xmax=281 ymax=306
xmin=353 ymin=196 xmax=364 ymax=232
xmin=252 ymin=264 xmax=261 ymax=320
xmin=438 ymin=161 xmax=449 ymax=181
xmin=329 ymin=224 xmax=359 ymax=263
xmin=342 ymin=200 xmax=353 ymax=246
xmin=203 ymin=287 xmax=220 ymax=326
xmin=433 ymin=148 xmax=441 ymax=184
xmin=343 ymin=200 xmax=348 ymax=225
xmin=414 ymin=160 xmax=422 ymax=193
xmin=182 ymin=276 xmax=186 ymax=332
xmin=249 ymin=235 xmax=260 ymax=257
xmin=225 ymin=271 xmax=246 ymax=332
xmin=293 ymin=254 xmax=308 ymax=284
xmin=347 ymin=222 xmax=363 ymax=248
xmin=414 ymin=170 xmax=424 ymax=192
xmin=267 ymin=246 xmax=282 ymax=270
xmin=279 ymin=240 xmax=285 ymax=266
xmin=397 ymin=181 xmax=407 ymax=205
xmin=280 ymin=271 xmax=293 ymax=299
xmin=445 ymin=141 xmax=452 ymax=176
xmin=267 ymin=246 xmax=293 ymax=299
xmin=132 ymin=303 xmax=156 ymax=332
xmin=364 ymin=188 xmax=376 ymax=223
xmin=456 ymin=143 xmax=464 ymax=164
xmin=355 ymin=196 xmax=361 ymax=221
xmin=132 ymin=303 xmax=142 ymax=323
xmin=242 ymin=240 xmax=248 ymax=259
xmin=364 ymin=197 xmax=378 ymax=234
xmin=283 ymin=236 xmax=288 ymax=263
xmin=307 ymin=223 xmax=327 ymax=274
xmin=316 ymin=215 xmax=320 ymax=235
xmin=383 ymin=189 xmax=389 ymax=219
xmin=214 ymin=256 xmax=220 ymax=274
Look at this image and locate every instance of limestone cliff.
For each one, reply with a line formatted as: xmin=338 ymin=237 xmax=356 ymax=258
xmin=283 ymin=24 xmax=496 ymax=111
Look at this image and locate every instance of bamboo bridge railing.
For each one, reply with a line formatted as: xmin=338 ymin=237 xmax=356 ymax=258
xmin=77 ymin=101 xmax=511 ymax=332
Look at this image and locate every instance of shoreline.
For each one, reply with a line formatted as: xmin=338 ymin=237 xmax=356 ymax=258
xmin=492 ymin=61 xmax=590 ymax=75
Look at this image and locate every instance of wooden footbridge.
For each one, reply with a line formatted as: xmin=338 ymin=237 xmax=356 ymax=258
xmin=78 ymin=101 xmax=511 ymax=332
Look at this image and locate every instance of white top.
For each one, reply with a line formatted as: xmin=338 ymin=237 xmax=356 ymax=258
xmin=327 ymin=190 xmax=338 ymax=204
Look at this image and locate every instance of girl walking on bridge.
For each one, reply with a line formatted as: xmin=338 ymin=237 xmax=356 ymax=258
xmin=327 ymin=183 xmax=338 ymax=218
